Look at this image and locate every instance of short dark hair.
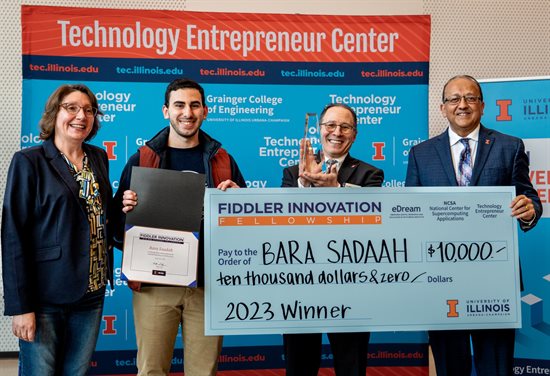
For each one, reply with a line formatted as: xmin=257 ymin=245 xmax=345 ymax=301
xmin=320 ymin=103 xmax=358 ymax=130
xmin=39 ymin=84 xmax=102 ymax=141
xmin=442 ymin=75 xmax=484 ymax=103
xmin=164 ymin=78 xmax=206 ymax=107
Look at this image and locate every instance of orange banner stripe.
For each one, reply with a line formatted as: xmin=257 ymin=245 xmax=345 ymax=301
xmin=22 ymin=5 xmax=430 ymax=62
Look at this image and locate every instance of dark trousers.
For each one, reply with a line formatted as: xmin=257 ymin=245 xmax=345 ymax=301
xmin=429 ymin=329 xmax=515 ymax=376
xmin=283 ymin=332 xmax=370 ymax=376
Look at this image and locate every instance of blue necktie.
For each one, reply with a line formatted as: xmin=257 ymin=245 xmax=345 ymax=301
xmin=458 ymin=138 xmax=472 ymax=186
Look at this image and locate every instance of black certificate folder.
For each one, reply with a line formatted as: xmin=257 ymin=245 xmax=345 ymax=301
xmin=126 ymin=166 xmax=206 ymax=232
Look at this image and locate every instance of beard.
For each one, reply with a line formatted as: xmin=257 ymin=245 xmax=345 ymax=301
xmin=170 ymin=119 xmax=201 ymax=139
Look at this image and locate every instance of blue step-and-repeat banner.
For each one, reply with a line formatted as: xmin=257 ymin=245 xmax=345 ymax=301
xmin=21 ymin=4 xmax=434 ymax=375
xmin=480 ymin=76 xmax=550 ymax=374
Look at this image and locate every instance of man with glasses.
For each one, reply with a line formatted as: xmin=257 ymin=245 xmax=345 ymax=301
xmin=281 ymin=103 xmax=384 ymax=376
xmin=406 ymin=75 xmax=541 ymax=375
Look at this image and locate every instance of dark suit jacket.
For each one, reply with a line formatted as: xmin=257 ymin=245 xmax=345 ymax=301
xmin=282 ymin=154 xmax=384 ymax=188
xmin=281 ymin=153 xmax=383 ymax=375
xmin=1 ymin=138 xmax=113 ymax=316
xmin=405 ymin=125 xmax=541 ymax=232
xmin=405 ymin=124 xmax=541 ymax=374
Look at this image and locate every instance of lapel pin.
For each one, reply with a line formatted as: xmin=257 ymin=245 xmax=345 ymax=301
xmin=485 ymin=139 xmax=491 ymax=145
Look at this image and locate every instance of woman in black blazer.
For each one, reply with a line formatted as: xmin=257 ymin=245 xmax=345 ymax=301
xmin=1 ymin=84 xmax=113 ymax=375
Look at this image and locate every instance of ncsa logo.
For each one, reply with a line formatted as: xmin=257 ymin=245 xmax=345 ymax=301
xmin=446 ymin=299 xmax=459 ymax=318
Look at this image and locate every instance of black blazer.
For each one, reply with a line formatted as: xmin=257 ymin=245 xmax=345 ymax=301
xmin=1 ymin=138 xmax=113 ymax=316
xmin=282 ymin=154 xmax=384 ymax=188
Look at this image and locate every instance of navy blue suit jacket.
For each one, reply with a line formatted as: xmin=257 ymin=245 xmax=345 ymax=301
xmin=1 ymin=139 xmax=113 ymax=316
xmin=406 ymin=124 xmax=541 ymax=375
xmin=406 ymin=125 xmax=541 ymax=231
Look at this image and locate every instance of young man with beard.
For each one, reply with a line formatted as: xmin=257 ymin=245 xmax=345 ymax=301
xmin=113 ymin=78 xmax=245 ymax=376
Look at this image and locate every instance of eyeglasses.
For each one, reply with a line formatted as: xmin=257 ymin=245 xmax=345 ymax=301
xmin=320 ymin=122 xmax=356 ymax=134
xmin=443 ymin=95 xmax=482 ymax=105
xmin=59 ymin=103 xmax=98 ymax=117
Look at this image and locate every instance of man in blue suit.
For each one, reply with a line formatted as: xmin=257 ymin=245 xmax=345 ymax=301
xmin=406 ymin=75 xmax=542 ymax=376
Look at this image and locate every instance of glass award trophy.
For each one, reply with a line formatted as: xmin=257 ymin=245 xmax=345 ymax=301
xmin=301 ymin=112 xmax=319 ymax=166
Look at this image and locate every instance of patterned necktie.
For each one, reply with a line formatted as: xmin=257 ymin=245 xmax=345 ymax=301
xmin=324 ymin=159 xmax=338 ymax=174
xmin=458 ymin=138 xmax=472 ymax=186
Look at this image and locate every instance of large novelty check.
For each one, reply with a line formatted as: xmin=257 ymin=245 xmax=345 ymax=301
xmin=204 ymin=187 xmax=520 ymax=335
